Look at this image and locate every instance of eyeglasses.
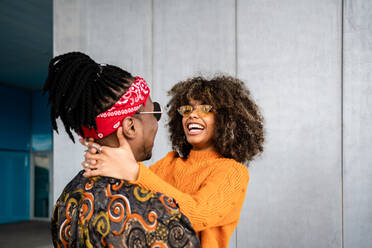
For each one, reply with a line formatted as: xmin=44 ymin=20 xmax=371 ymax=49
xmin=136 ymin=101 xmax=162 ymax=121
xmin=177 ymin=105 xmax=213 ymax=117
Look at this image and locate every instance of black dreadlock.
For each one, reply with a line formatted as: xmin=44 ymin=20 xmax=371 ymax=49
xmin=43 ymin=52 xmax=134 ymax=142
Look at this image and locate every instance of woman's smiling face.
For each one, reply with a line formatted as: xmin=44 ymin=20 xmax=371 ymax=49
xmin=182 ymin=99 xmax=215 ymax=151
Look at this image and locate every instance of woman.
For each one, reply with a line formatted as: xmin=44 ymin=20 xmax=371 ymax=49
xmin=82 ymin=76 xmax=264 ymax=247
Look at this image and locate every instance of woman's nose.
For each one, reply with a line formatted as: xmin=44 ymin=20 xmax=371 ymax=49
xmin=188 ymin=108 xmax=199 ymax=118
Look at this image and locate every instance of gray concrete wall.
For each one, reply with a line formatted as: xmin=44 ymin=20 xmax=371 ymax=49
xmin=236 ymin=0 xmax=342 ymax=247
xmin=53 ymin=0 xmax=372 ymax=247
xmin=344 ymin=1 xmax=372 ymax=248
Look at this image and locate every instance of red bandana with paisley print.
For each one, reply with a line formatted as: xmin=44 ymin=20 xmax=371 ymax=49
xmin=81 ymin=76 xmax=150 ymax=139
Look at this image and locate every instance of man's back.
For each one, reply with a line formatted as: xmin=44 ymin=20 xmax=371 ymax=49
xmin=52 ymin=171 xmax=200 ymax=248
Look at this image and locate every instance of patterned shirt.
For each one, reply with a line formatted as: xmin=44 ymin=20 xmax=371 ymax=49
xmin=51 ymin=171 xmax=200 ymax=248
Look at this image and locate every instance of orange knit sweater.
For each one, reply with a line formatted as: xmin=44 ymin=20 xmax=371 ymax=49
xmin=132 ymin=150 xmax=249 ymax=248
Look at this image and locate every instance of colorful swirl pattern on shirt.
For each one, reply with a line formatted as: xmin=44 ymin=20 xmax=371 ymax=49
xmin=51 ymin=171 xmax=200 ymax=248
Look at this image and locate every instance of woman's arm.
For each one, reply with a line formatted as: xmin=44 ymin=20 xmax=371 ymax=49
xmin=81 ymin=129 xmax=249 ymax=231
xmin=133 ymin=161 xmax=249 ymax=231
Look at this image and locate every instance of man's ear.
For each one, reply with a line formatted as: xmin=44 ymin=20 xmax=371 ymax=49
xmin=122 ymin=117 xmax=137 ymax=139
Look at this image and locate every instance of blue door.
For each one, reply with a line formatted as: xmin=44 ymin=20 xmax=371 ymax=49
xmin=0 ymin=85 xmax=31 ymax=224
xmin=0 ymin=151 xmax=30 ymax=224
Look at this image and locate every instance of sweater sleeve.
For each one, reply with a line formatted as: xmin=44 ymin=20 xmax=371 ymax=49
xmin=132 ymin=158 xmax=249 ymax=231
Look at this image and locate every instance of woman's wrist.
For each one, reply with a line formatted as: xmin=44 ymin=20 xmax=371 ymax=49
xmin=123 ymin=161 xmax=140 ymax=181
xmin=131 ymin=162 xmax=140 ymax=181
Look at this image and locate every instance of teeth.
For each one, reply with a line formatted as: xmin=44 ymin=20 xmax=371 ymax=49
xmin=188 ymin=123 xmax=204 ymax=130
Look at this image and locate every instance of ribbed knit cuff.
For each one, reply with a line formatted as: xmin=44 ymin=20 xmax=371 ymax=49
xmin=130 ymin=162 xmax=147 ymax=186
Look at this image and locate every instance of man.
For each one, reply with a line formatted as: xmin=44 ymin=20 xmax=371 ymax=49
xmin=44 ymin=52 xmax=200 ymax=248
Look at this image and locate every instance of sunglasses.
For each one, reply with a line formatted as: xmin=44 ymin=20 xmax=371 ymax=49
xmin=136 ymin=101 xmax=162 ymax=121
xmin=177 ymin=105 xmax=213 ymax=117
